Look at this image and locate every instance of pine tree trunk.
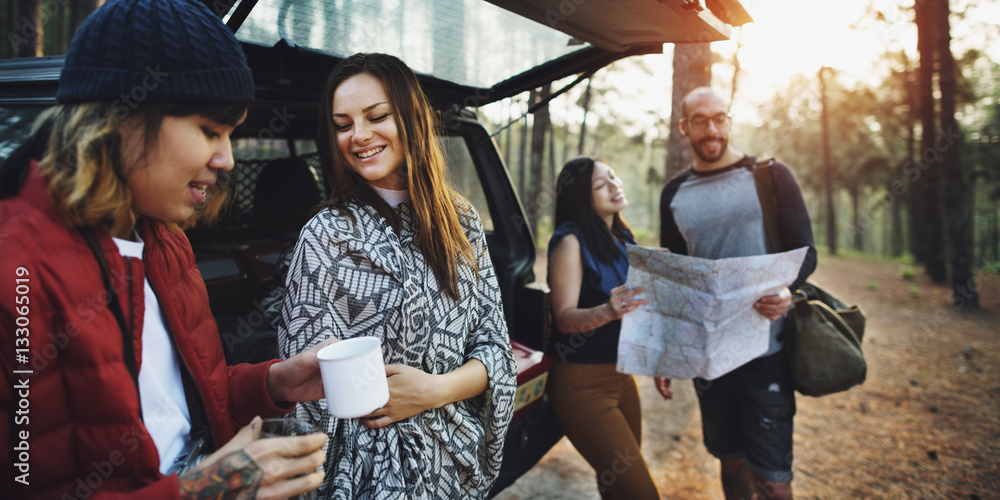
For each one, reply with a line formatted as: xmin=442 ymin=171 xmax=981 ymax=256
xmin=12 ymin=0 xmax=43 ymax=58
xmin=990 ymin=201 xmax=999 ymax=263
xmin=903 ymin=57 xmax=917 ymax=259
xmin=518 ymin=96 xmax=531 ymax=199
xmin=578 ymin=78 xmax=592 ymax=155
xmin=936 ymin=0 xmax=977 ymax=308
xmin=891 ymin=175 xmax=905 ymax=257
xmin=914 ymin=0 xmax=947 ymax=282
xmin=851 ymin=182 xmax=862 ymax=252
xmin=503 ymin=101 xmax=513 ymax=165
xmin=665 ymin=43 xmax=712 ymax=181
xmin=528 ymin=85 xmax=551 ymax=237
xmin=819 ymin=67 xmax=838 ymax=255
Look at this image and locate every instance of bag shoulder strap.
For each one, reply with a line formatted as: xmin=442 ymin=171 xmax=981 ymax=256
xmin=79 ymin=227 xmax=144 ymax=420
xmin=752 ymin=158 xmax=783 ymax=254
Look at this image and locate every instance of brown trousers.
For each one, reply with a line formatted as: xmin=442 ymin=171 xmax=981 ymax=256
xmin=547 ymin=362 xmax=661 ymax=500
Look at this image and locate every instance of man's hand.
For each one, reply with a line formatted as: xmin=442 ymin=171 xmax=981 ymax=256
xmin=266 ymin=337 xmax=340 ymax=403
xmin=654 ymin=377 xmax=673 ymax=400
xmin=753 ymin=287 xmax=793 ymax=321
xmin=179 ymin=417 xmax=326 ymax=500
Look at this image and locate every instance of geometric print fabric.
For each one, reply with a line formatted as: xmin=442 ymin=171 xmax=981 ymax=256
xmin=277 ymin=198 xmax=516 ymax=499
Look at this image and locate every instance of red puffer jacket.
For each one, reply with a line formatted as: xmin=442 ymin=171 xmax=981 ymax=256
xmin=0 ymin=163 xmax=293 ymax=499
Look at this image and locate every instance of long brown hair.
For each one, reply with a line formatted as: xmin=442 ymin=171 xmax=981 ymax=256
xmin=37 ymin=101 xmax=245 ymax=230
xmin=317 ymin=53 xmax=474 ymax=300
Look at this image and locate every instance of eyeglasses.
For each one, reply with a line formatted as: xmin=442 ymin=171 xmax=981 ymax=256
xmin=684 ymin=113 xmax=730 ymax=131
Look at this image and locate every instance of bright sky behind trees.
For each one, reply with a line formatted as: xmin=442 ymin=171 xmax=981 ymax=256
xmin=483 ymin=0 xmax=1000 ymax=140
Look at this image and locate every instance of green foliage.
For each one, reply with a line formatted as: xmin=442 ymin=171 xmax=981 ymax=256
xmin=867 ymin=280 xmax=880 ymax=291
xmin=829 ymin=247 xmax=913 ymax=264
xmin=631 ymin=227 xmax=659 ymax=247
xmin=982 ymin=258 xmax=1000 ymax=275
xmin=535 ymin=215 xmax=554 ymax=250
xmin=909 ymin=285 xmax=921 ymax=297
xmin=899 ymin=265 xmax=916 ymax=281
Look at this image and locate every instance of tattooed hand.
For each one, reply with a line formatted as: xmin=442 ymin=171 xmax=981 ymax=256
xmin=179 ymin=450 xmax=262 ymax=499
xmin=178 ymin=417 xmax=326 ymax=500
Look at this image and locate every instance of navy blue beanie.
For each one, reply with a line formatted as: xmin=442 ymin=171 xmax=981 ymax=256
xmin=56 ymin=0 xmax=254 ymax=104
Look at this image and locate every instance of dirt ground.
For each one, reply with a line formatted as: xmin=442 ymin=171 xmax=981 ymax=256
xmin=495 ymin=252 xmax=1000 ymax=499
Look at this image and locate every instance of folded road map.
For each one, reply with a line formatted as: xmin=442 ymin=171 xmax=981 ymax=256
xmin=617 ymin=245 xmax=808 ymax=380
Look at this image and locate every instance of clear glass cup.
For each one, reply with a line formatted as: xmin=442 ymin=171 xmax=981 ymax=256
xmin=258 ymin=417 xmax=322 ymax=500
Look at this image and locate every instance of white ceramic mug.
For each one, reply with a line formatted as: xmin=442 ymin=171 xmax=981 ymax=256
xmin=316 ymin=337 xmax=390 ymax=419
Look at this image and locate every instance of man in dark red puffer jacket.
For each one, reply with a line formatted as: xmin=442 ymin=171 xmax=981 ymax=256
xmin=0 ymin=164 xmax=316 ymax=498
xmin=0 ymin=0 xmax=331 ymax=498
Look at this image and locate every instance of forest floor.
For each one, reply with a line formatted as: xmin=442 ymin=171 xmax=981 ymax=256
xmin=495 ymin=252 xmax=1000 ymax=499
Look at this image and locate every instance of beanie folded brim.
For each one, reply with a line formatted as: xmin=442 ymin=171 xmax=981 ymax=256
xmin=57 ymin=65 xmax=254 ymax=105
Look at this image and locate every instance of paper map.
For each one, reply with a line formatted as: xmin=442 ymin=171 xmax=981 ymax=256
xmin=617 ymin=245 xmax=808 ymax=380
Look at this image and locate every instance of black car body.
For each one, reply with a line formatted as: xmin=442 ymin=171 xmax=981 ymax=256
xmin=0 ymin=0 xmax=749 ymax=494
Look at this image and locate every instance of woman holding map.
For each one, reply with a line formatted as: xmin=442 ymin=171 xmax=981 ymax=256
xmin=545 ymin=156 xmax=660 ymax=499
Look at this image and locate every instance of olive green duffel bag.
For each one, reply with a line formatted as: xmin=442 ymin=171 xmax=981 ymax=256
xmin=786 ymin=282 xmax=867 ymax=397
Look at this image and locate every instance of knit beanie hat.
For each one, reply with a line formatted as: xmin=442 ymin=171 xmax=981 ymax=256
xmin=56 ymin=0 xmax=254 ymax=104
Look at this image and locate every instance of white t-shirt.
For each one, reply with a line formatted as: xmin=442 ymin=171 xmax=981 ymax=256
xmin=372 ymin=184 xmax=410 ymax=207
xmin=113 ymin=235 xmax=192 ymax=474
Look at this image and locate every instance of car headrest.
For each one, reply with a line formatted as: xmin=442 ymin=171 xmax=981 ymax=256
xmin=252 ymin=156 xmax=323 ymax=237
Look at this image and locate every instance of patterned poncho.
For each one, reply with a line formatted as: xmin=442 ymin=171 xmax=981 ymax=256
xmin=277 ymin=199 xmax=516 ymax=499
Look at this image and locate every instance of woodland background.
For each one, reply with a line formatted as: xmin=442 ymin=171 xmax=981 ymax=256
xmin=4 ymin=0 xmax=999 ymax=307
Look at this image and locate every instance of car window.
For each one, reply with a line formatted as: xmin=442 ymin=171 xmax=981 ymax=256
xmin=0 ymin=107 xmax=46 ymax=164
xmin=440 ymin=135 xmax=493 ymax=232
xmin=231 ymin=0 xmax=587 ymax=90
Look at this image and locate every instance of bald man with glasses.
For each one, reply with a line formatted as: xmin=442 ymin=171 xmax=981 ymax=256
xmin=655 ymin=87 xmax=817 ymax=500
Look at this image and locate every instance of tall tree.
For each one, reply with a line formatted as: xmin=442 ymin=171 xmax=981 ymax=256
xmin=936 ymin=0 xmax=978 ymax=308
xmin=819 ymin=67 xmax=837 ymax=255
xmin=914 ymin=0 xmax=947 ymax=282
xmin=528 ymin=85 xmax=552 ymax=237
xmin=901 ymin=51 xmax=917 ymax=259
xmin=503 ymin=99 xmax=513 ymax=166
xmin=518 ymin=100 xmax=530 ymax=198
xmin=578 ymin=77 xmax=592 ymax=155
xmin=10 ymin=0 xmax=43 ymax=58
xmin=665 ymin=42 xmax=712 ymax=180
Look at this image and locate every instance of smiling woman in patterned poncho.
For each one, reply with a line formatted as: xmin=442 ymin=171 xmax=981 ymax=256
xmin=276 ymin=53 xmax=516 ymax=499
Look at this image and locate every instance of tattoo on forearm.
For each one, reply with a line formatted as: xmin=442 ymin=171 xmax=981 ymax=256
xmin=179 ymin=450 xmax=263 ymax=500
